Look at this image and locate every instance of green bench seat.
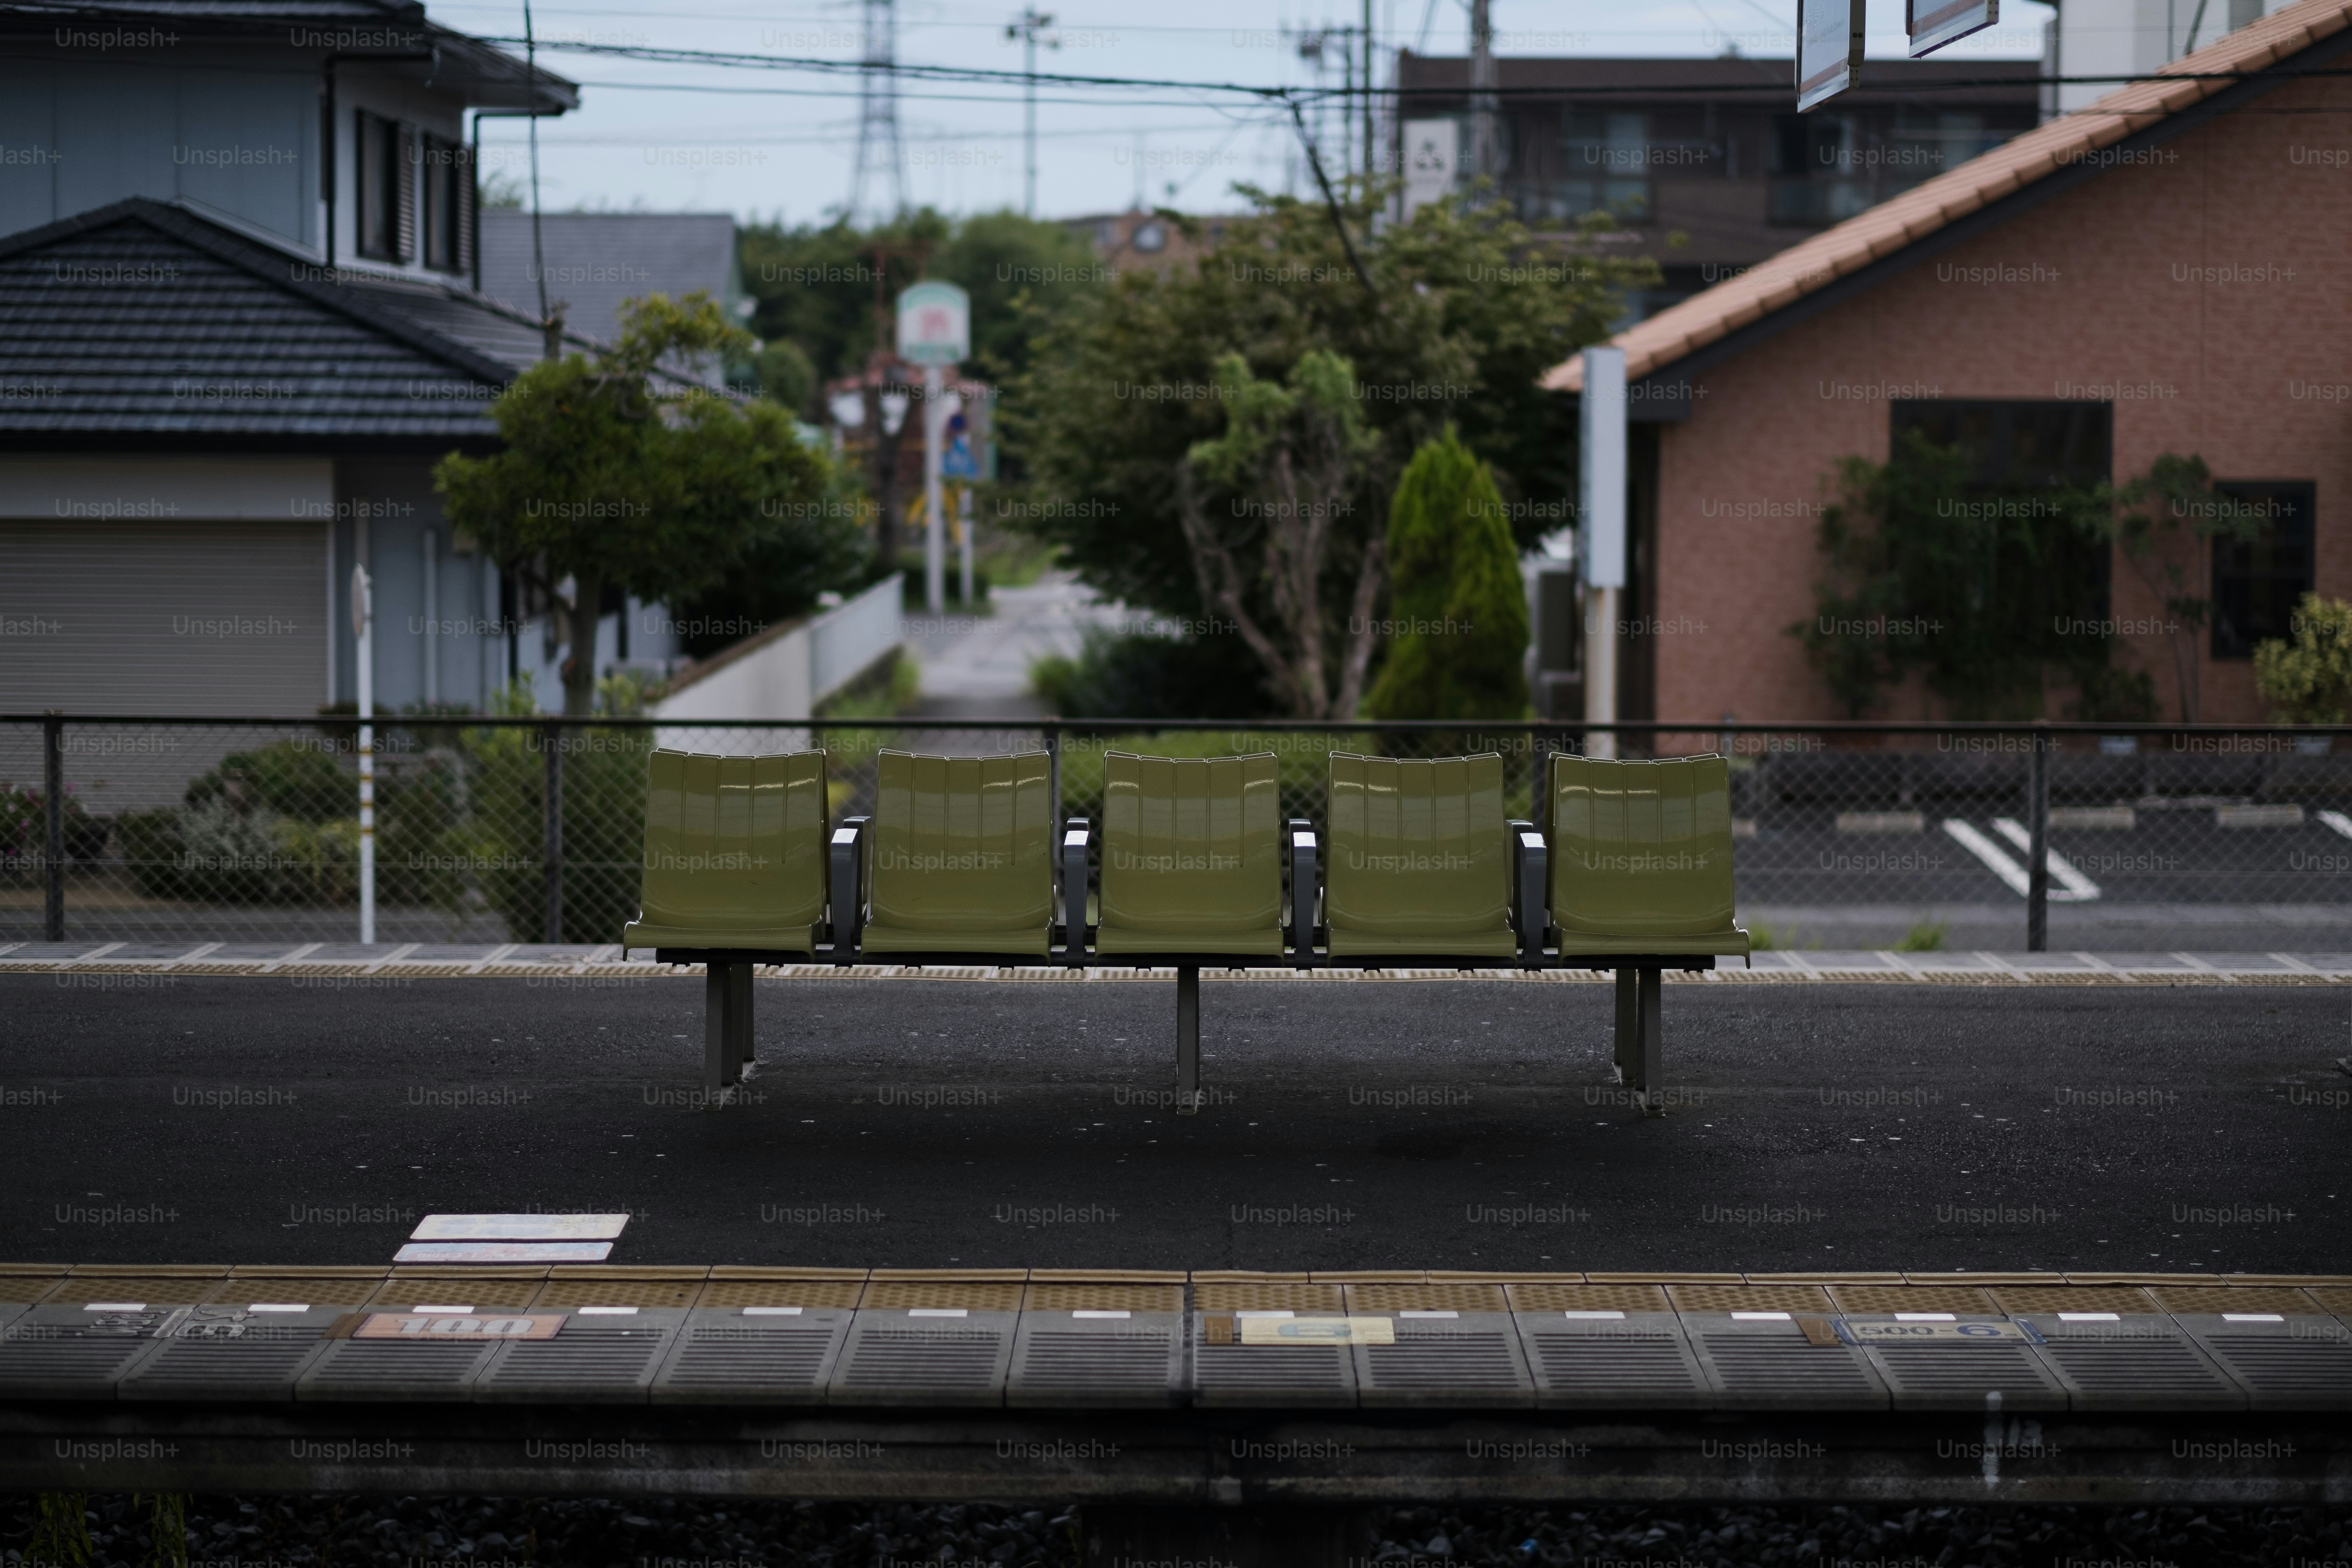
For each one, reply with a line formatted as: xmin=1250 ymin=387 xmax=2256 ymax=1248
xmin=1323 ymin=751 xmax=1517 ymax=962
xmin=619 ymin=748 xmax=831 ymax=1090
xmin=856 ymin=749 xmax=1055 ymax=959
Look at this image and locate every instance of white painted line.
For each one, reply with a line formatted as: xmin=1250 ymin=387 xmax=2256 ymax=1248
xmin=1399 ymin=1310 xmax=1460 ymax=1318
xmin=2058 ymin=1312 xmax=2119 ymax=1321
xmin=72 ymin=942 xmax=126 ymax=963
xmin=1895 ymin=1312 xmax=1957 ymax=1321
xmin=259 ymin=942 xmax=322 ymax=973
xmin=2320 ymin=810 xmax=2352 ymax=842
xmin=249 ymin=1303 xmax=309 ymax=1312
xmin=908 ymin=1308 xmax=968 ymax=1317
xmin=363 ymin=942 xmax=420 ymax=973
xmin=1942 ymin=819 xmax=2030 ymax=897
xmin=162 ymin=942 xmax=223 ymax=969
xmin=413 ymin=1214 xmax=629 ymax=1241
xmin=1730 ymin=1311 xmax=1790 ymax=1321
xmin=744 ymin=1306 xmax=803 ymax=1316
xmin=1563 ymin=1310 xmax=1625 ymax=1319
xmin=1072 ymin=1309 xmax=1132 ymax=1319
xmin=2075 ymin=952 xmax=2116 ymax=972
xmin=2271 ymin=953 xmax=2317 ymax=973
xmin=1991 ymin=818 xmax=2102 ymax=902
xmin=0 ymin=943 xmax=25 ymax=959
xmin=466 ymin=943 xmax=519 ymax=973
xmin=576 ymin=1305 xmax=639 ymax=1315
xmin=2222 ymin=1313 xmax=2284 ymax=1323
xmin=84 ymin=1302 xmax=146 ymax=1312
xmin=2172 ymin=952 xmax=2217 ymax=972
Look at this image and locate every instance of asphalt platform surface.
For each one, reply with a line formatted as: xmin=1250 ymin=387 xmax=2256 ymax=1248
xmin=2 ymin=973 xmax=2344 ymax=1274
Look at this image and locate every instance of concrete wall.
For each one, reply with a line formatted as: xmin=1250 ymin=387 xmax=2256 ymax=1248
xmin=652 ymin=574 xmax=904 ymax=746
xmin=1651 ymin=71 xmax=2352 ymax=724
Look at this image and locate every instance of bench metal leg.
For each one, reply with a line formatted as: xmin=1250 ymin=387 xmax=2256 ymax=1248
xmin=704 ymin=962 xmax=733 ymax=1092
xmin=1634 ymin=966 xmax=1664 ymax=1116
xmin=1175 ymin=963 xmax=1201 ymax=1115
xmin=1613 ymin=968 xmax=1638 ymax=1086
xmin=729 ymin=963 xmax=755 ymax=1073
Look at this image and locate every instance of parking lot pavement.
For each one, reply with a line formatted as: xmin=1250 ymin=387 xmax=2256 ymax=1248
xmin=1 ymin=974 xmax=2342 ymax=1275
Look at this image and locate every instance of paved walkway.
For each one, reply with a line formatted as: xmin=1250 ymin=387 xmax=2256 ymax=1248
xmin=1 ymin=971 xmax=2343 ymax=1274
xmin=899 ymin=571 xmax=1134 ymax=725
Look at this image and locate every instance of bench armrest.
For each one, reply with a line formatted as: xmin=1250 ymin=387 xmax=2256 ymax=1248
xmin=829 ymin=816 xmax=867 ymax=967
xmin=1511 ymin=821 xmax=1547 ymax=969
xmin=1060 ymin=815 xmax=1091 ymax=968
xmin=1288 ymin=820 xmax=1318 ymax=970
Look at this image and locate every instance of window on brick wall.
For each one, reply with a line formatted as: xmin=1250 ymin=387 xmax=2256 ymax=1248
xmin=2210 ymin=481 xmax=2315 ymax=659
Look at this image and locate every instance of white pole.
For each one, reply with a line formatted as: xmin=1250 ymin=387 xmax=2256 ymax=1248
xmin=352 ymin=564 xmax=376 ymax=945
xmin=924 ymin=363 xmax=946 ymax=614
xmin=1579 ymin=346 xmax=1627 ymax=761
xmin=421 ymin=525 xmax=439 ymax=707
xmin=959 ymin=483 xmax=974 ymax=608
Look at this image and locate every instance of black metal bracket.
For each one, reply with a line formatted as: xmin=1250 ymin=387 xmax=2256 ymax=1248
xmin=829 ymin=816 xmax=867 ymax=967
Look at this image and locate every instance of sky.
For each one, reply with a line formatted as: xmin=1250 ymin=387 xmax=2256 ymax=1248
xmin=436 ymin=0 xmax=2058 ymax=228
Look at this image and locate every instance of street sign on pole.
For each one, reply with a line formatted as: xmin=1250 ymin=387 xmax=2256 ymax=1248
xmin=349 ymin=564 xmax=376 ymax=946
xmin=896 ymin=280 xmax=969 ymax=366
xmin=1796 ymin=0 xmax=1865 ymax=111
xmin=897 ymin=281 xmax=969 ymax=614
xmin=1907 ymin=0 xmax=1998 ymax=57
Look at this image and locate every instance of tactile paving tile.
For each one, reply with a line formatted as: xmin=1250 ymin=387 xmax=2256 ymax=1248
xmin=1190 ymin=1316 xmax=1357 ymax=1407
xmin=858 ymin=1281 xmax=1026 ymax=1312
xmin=54 ymin=1274 xmax=222 ymax=1306
xmin=0 ymin=1268 xmax=68 ymax=1305
xmin=118 ymin=1305 xmax=349 ymax=1402
xmin=698 ymin=1279 xmax=866 ymax=1311
xmin=1827 ymin=1286 xmax=1998 ymax=1315
xmin=653 ymin=1308 xmax=852 ymax=1404
xmin=1513 ymin=1310 xmax=1710 ymax=1409
xmin=1834 ymin=1318 xmax=2069 ymax=1412
xmin=1506 ymin=1283 xmax=1670 ymax=1314
xmin=827 ymin=1310 xmax=1017 ymax=1406
xmin=1344 ymin=1283 xmax=1507 ymax=1313
xmin=1194 ymin=1281 xmax=1344 ymax=1314
xmin=530 ymin=1279 xmax=702 ymax=1311
xmin=0 ymin=1305 xmax=188 ymax=1397
xmin=1021 ymin=1283 xmax=1185 ymax=1313
xmin=1680 ymin=1315 xmax=1889 ymax=1410
xmin=2162 ymin=1310 xmax=2352 ymax=1410
xmin=1008 ymin=1309 xmax=1184 ymax=1407
xmin=1989 ymin=1286 xmax=2158 ymax=1315
xmin=2308 ymin=1286 xmax=2352 ymax=1318
xmin=366 ymin=1276 xmax=546 ymax=1311
xmin=476 ymin=1311 xmax=683 ymax=1403
xmin=2011 ymin=1314 xmax=2246 ymax=1411
xmin=205 ymin=1277 xmax=384 ymax=1307
xmin=1669 ymin=1285 xmax=1836 ymax=1314
xmin=2146 ymin=1286 xmax=2319 ymax=1315
xmin=1352 ymin=1312 xmax=1533 ymax=1408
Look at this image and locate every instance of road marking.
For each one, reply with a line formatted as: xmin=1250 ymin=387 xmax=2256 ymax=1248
xmin=258 ymin=942 xmax=322 ymax=972
xmin=363 ymin=942 xmax=419 ymax=973
xmin=2319 ymin=809 xmax=2352 ymax=842
xmin=1991 ymin=818 xmax=2102 ymax=901
xmin=1942 ymin=820 xmax=2030 ymax=896
xmin=466 ymin=943 xmax=519 ymax=974
xmin=162 ymin=942 xmax=222 ymax=968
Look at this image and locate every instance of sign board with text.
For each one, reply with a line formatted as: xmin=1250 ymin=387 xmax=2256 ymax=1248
xmin=1797 ymin=0 xmax=1865 ymax=110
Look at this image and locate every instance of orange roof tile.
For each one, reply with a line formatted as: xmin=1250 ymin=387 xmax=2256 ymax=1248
xmin=1544 ymin=0 xmax=2352 ymax=391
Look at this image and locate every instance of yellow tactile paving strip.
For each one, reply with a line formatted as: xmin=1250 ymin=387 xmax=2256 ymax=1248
xmin=1669 ymin=1284 xmax=1836 ymax=1313
xmin=858 ymin=1281 xmax=1026 ymax=1311
xmin=1344 ymin=1282 xmax=1508 ymax=1313
xmin=1194 ymin=1281 xmax=1345 ymax=1314
xmin=1830 ymin=1285 xmax=2000 ymax=1314
xmin=1023 ymin=1283 xmax=1184 ymax=1312
xmin=1507 ymin=1283 xmax=1672 ymax=1313
xmin=203 ymin=1276 xmax=382 ymax=1306
xmin=1992 ymin=1286 xmax=2160 ymax=1314
xmin=366 ymin=1277 xmax=544 ymax=1310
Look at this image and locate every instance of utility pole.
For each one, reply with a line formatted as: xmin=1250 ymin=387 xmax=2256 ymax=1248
xmin=1468 ymin=0 xmax=1498 ymax=186
xmin=1006 ymin=8 xmax=1056 ymax=217
xmin=1361 ymin=0 xmax=1375 ymax=179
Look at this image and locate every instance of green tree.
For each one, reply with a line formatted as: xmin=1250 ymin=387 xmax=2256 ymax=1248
xmin=1000 ymin=183 xmax=1647 ymax=698
xmin=1363 ymin=430 xmax=1530 ymax=722
xmin=1178 ymin=350 xmax=1381 ymax=718
xmin=434 ymin=292 xmax=831 ymax=715
xmin=2254 ymin=593 xmax=2352 ymax=723
xmin=1793 ymin=430 xmax=2154 ymax=720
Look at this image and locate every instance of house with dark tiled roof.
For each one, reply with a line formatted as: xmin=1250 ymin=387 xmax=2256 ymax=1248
xmin=0 ymin=0 xmax=689 ymax=717
xmin=1542 ymin=0 xmax=2352 ymax=725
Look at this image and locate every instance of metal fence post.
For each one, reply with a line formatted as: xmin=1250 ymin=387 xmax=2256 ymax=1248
xmin=42 ymin=709 xmax=63 ymax=942
xmin=2026 ymin=730 xmax=2050 ymax=953
xmin=542 ymin=720 xmax=564 ymax=944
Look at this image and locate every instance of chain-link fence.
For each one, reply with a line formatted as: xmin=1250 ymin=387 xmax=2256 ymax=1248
xmin=6 ymin=715 xmax=2352 ymax=949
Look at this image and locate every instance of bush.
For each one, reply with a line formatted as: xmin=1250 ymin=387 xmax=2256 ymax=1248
xmin=440 ymin=677 xmax=652 ymax=943
xmin=0 ymin=786 xmax=105 ymax=880
xmin=1362 ymin=430 xmax=1530 ymax=724
xmin=2254 ymin=593 xmax=2352 ymax=724
xmin=1029 ymin=630 xmax=1278 ymax=720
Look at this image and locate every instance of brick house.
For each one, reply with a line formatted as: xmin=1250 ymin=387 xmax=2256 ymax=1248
xmin=1546 ymin=0 xmax=2352 ymax=726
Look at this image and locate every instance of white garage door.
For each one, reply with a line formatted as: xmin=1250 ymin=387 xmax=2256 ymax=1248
xmin=0 ymin=519 xmax=328 ymax=714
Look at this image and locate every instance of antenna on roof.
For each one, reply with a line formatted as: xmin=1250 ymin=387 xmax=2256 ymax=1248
xmin=523 ymin=0 xmax=555 ymax=355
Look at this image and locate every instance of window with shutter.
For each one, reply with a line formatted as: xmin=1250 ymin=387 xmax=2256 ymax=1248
xmin=395 ymin=123 xmax=417 ymax=262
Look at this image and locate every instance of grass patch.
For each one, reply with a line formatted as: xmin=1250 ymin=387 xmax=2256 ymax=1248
xmin=1894 ymin=920 xmax=1948 ymax=952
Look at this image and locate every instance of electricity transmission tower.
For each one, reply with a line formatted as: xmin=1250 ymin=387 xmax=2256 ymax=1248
xmin=850 ymin=0 xmax=905 ymax=223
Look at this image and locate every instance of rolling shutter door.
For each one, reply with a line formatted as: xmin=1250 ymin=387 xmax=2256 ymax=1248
xmin=0 ymin=520 xmax=328 ymax=714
